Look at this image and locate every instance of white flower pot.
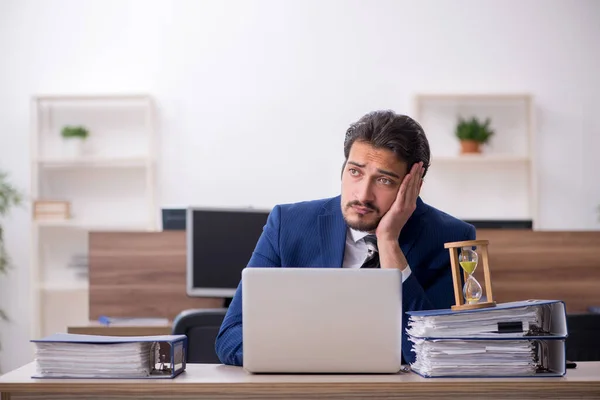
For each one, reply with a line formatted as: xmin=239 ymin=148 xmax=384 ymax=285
xmin=62 ymin=139 xmax=84 ymax=158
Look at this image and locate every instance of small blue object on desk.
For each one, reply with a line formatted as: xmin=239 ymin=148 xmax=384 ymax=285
xmin=98 ymin=316 xmax=170 ymax=326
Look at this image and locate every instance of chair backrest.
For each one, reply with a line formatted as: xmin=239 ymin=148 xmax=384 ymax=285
xmin=566 ymin=313 xmax=600 ymax=361
xmin=172 ymin=308 xmax=227 ymax=363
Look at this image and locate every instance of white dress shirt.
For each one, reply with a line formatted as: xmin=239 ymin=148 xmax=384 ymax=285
xmin=342 ymin=228 xmax=412 ymax=283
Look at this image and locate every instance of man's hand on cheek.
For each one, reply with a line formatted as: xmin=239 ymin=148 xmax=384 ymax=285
xmin=376 ymin=161 xmax=425 ymax=242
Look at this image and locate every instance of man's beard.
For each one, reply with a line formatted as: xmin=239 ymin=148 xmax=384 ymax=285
xmin=342 ymin=200 xmax=381 ymax=232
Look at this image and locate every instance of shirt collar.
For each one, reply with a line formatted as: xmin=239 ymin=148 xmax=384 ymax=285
xmin=348 ymin=227 xmax=370 ymax=243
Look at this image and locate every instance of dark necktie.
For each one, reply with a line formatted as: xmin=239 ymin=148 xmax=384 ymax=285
xmin=360 ymin=235 xmax=380 ymax=268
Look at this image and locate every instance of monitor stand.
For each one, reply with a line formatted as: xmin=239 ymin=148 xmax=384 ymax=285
xmin=224 ymin=297 xmax=233 ymax=308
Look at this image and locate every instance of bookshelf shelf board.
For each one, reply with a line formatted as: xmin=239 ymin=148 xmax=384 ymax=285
xmin=431 ymin=154 xmax=530 ymax=163
xmin=35 ymin=157 xmax=150 ymax=169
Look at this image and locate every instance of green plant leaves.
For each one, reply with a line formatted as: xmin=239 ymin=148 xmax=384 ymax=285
xmin=455 ymin=116 xmax=494 ymax=143
xmin=0 ymin=225 xmax=8 ymax=276
xmin=0 ymin=171 xmax=22 ymax=216
xmin=0 ymin=170 xmax=22 ymax=328
xmin=0 ymin=170 xmax=22 ymax=276
xmin=61 ymin=125 xmax=89 ymax=139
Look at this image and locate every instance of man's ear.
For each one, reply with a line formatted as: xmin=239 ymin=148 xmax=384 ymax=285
xmin=417 ymin=178 xmax=423 ymax=195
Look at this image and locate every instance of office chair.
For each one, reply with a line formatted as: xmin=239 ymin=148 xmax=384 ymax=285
xmin=566 ymin=313 xmax=600 ymax=362
xmin=172 ymin=308 xmax=228 ymax=363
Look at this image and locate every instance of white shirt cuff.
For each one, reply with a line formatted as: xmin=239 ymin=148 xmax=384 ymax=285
xmin=401 ymin=264 xmax=412 ymax=283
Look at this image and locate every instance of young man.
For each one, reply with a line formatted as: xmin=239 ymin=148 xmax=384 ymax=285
xmin=215 ymin=110 xmax=476 ymax=366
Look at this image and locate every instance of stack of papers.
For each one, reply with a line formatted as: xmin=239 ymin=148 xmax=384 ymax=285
xmin=410 ymin=339 xmax=538 ymax=377
xmin=406 ymin=300 xmax=568 ymax=378
xmin=31 ymin=333 xmax=188 ymax=379
xmin=407 ymin=304 xmax=545 ymax=338
xmin=34 ymin=341 xmax=154 ymax=378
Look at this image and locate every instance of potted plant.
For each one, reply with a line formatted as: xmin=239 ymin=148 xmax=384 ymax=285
xmin=61 ymin=125 xmax=89 ymax=157
xmin=0 ymin=169 xmax=23 ymax=361
xmin=455 ymin=116 xmax=494 ymax=154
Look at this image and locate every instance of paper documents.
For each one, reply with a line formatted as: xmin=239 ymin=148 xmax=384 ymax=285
xmin=34 ymin=341 xmax=154 ymax=378
xmin=407 ymin=302 xmax=553 ymax=338
xmin=410 ymin=339 xmax=538 ymax=377
xmin=31 ymin=333 xmax=187 ymax=379
xmin=406 ymin=300 xmax=567 ymax=377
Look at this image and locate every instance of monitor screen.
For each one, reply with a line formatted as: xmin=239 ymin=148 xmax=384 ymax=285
xmin=186 ymin=207 xmax=270 ymax=297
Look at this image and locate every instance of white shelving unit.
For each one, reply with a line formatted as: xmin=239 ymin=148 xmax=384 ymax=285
xmin=413 ymin=93 xmax=537 ymax=228
xmin=29 ymin=94 xmax=159 ymax=339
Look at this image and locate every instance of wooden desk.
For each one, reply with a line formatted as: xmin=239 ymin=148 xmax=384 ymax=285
xmin=67 ymin=322 xmax=172 ymax=336
xmin=1 ymin=362 xmax=600 ymax=400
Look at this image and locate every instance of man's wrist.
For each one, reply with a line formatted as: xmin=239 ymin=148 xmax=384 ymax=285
xmin=377 ymin=238 xmax=409 ymax=271
xmin=377 ymin=236 xmax=400 ymax=248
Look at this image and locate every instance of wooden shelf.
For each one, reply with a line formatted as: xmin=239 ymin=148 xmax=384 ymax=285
xmin=30 ymin=94 xmax=158 ymax=339
xmin=413 ymin=92 xmax=536 ymax=227
xmin=36 ymin=157 xmax=150 ymax=169
xmin=36 ymin=94 xmax=152 ymax=102
xmin=431 ymin=154 xmax=530 ymax=163
xmin=34 ymin=219 xmax=152 ymax=231
xmin=415 ymin=93 xmax=532 ymax=101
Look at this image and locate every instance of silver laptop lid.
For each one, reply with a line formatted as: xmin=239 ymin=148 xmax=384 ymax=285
xmin=242 ymin=267 xmax=403 ymax=373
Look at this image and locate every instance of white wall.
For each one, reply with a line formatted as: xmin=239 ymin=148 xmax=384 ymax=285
xmin=1 ymin=0 xmax=599 ymax=372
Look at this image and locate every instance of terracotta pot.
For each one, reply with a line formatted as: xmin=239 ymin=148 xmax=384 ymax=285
xmin=460 ymin=140 xmax=481 ymax=154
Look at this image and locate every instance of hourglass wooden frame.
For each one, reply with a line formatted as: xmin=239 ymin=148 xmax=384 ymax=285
xmin=444 ymin=239 xmax=497 ymax=311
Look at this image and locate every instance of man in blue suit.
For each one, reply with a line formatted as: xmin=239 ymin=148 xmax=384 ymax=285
xmin=215 ymin=110 xmax=476 ymax=366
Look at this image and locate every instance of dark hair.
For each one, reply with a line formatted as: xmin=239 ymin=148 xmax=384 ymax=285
xmin=343 ymin=110 xmax=431 ymax=178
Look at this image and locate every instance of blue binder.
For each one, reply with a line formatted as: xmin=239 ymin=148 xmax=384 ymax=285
xmin=406 ymin=300 xmax=568 ymax=378
xmin=31 ymin=333 xmax=187 ymax=379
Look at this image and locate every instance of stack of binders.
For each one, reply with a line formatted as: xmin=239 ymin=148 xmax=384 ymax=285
xmin=31 ymin=333 xmax=188 ymax=379
xmin=406 ymin=300 xmax=568 ymax=378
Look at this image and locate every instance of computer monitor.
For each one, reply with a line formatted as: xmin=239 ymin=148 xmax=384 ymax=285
xmin=186 ymin=207 xmax=271 ymax=298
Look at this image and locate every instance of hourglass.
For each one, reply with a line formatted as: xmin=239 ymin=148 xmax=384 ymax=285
xmin=444 ymin=240 xmax=497 ymax=311
xmin=460 ymin=246 xmax=481 ymax=304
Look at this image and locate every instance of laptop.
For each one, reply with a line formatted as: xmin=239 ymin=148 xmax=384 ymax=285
xmin=242 ymin=267 xmax=403 ymax=374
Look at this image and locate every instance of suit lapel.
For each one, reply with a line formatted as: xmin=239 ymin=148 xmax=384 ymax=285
xmin=318 ymin=196 xmax=347 ymax=267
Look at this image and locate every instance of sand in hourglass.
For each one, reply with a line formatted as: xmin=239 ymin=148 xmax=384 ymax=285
xmin=459 ymin=261 xmax=477 ymax=275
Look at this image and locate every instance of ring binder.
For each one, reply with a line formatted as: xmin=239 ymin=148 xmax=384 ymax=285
xmin=406 ymin=300 xmax=568 ymax=377
xmin=31 ymin=333 xmax=188 ymax=379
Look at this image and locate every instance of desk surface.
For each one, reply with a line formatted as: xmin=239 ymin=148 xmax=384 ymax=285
xmin=1 ymin=362 xmax=600 ymax=400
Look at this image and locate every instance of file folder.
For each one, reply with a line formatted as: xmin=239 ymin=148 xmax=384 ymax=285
xmin=406 ymin=300 xmax=568 ymax=378
xmin=31 ymin=333 xmax=187 ymax=379
xmin=406 ymin=300 xmax=567 ymax=339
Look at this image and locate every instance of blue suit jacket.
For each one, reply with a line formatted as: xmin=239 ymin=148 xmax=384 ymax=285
xmin=215 ymin=195 xmax=476 ymax=366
